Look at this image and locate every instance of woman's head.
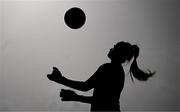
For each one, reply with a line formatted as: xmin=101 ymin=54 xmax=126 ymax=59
xmin=108 ymin=41 xmax=135 ymax=63
xmin=108 ymin=41 xmax=155 ymax=81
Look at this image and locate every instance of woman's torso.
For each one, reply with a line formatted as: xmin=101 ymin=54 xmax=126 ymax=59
xmin=91 ymin=63 xmax=125 ymax=111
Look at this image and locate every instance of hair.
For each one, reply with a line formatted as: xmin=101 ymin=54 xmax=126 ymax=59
xmin=129 ymin=45 xmax=155 ymax=82
xmin=115 ymin=42 xmax=155 ymax=82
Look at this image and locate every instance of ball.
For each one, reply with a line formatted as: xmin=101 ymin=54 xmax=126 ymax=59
xmin=64 ymin=7 xmax=86 ymax=29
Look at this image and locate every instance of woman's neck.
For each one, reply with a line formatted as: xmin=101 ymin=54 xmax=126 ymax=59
xmin=111 ymin=60 xmax=122 ymax=66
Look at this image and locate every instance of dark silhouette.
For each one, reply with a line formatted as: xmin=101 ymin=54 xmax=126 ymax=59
xmin=47 ymin=41 xmax=155 ymax=112
xmin=64 ymin=7 xmax=86 ymax=29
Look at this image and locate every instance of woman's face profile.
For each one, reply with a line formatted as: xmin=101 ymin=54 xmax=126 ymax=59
xmin=108 ymin=43 xmax=129 ymax=63
xmin=108 ymin=46 xmax=115 ymax=59
xmin=108 ymin=44 xmax=121 ymax=61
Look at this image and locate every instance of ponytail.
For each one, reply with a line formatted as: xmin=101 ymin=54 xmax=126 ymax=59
xmin=130 ymin=45 xmax=155 ymax=82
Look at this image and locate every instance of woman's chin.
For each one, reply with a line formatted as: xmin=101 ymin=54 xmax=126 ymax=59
xmin=107 ymin=55 xmax=112 ymax=61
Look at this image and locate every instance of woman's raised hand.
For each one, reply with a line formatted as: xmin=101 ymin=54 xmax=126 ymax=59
xmin=47 ymin=67 xmax=63 ymax=83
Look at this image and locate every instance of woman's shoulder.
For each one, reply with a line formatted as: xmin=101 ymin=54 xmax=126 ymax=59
xmin=100 ymin=63 xmax=124 ymax=72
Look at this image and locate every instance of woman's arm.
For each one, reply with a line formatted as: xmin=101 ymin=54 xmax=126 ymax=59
xmin=47 ymin=66 xmax=100 ymax=92
xmin=57 ymin=76 xmax=93 ymax=92
xmin=75 ymin=95 xmax=93 ymax=104
xmin=60 ymin=89 xmax=93 ymax=104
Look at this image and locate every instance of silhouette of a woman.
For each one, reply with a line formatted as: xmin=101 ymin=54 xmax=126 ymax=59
xmin=47 ymin=41 xmax=155 ymax=112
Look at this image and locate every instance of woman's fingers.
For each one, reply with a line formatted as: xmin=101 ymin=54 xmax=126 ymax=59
xmin=60 ymin=89 xmax=76 ymax=101
xmin=47 ymin=74 xmax=51 ymax=79
xmin=53 ymin=67 xmax=59 ymax=71
xmin=52 ymin=67 xmax=62 ymax=76
xmin=61 ymin=97 xmax=70 ymax=101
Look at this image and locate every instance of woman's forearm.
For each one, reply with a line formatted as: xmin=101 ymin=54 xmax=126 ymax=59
xmin=57 ymin=76 xmax=91 ymax=92
xmin=75 ymin=95 xmax=93 ymax=104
